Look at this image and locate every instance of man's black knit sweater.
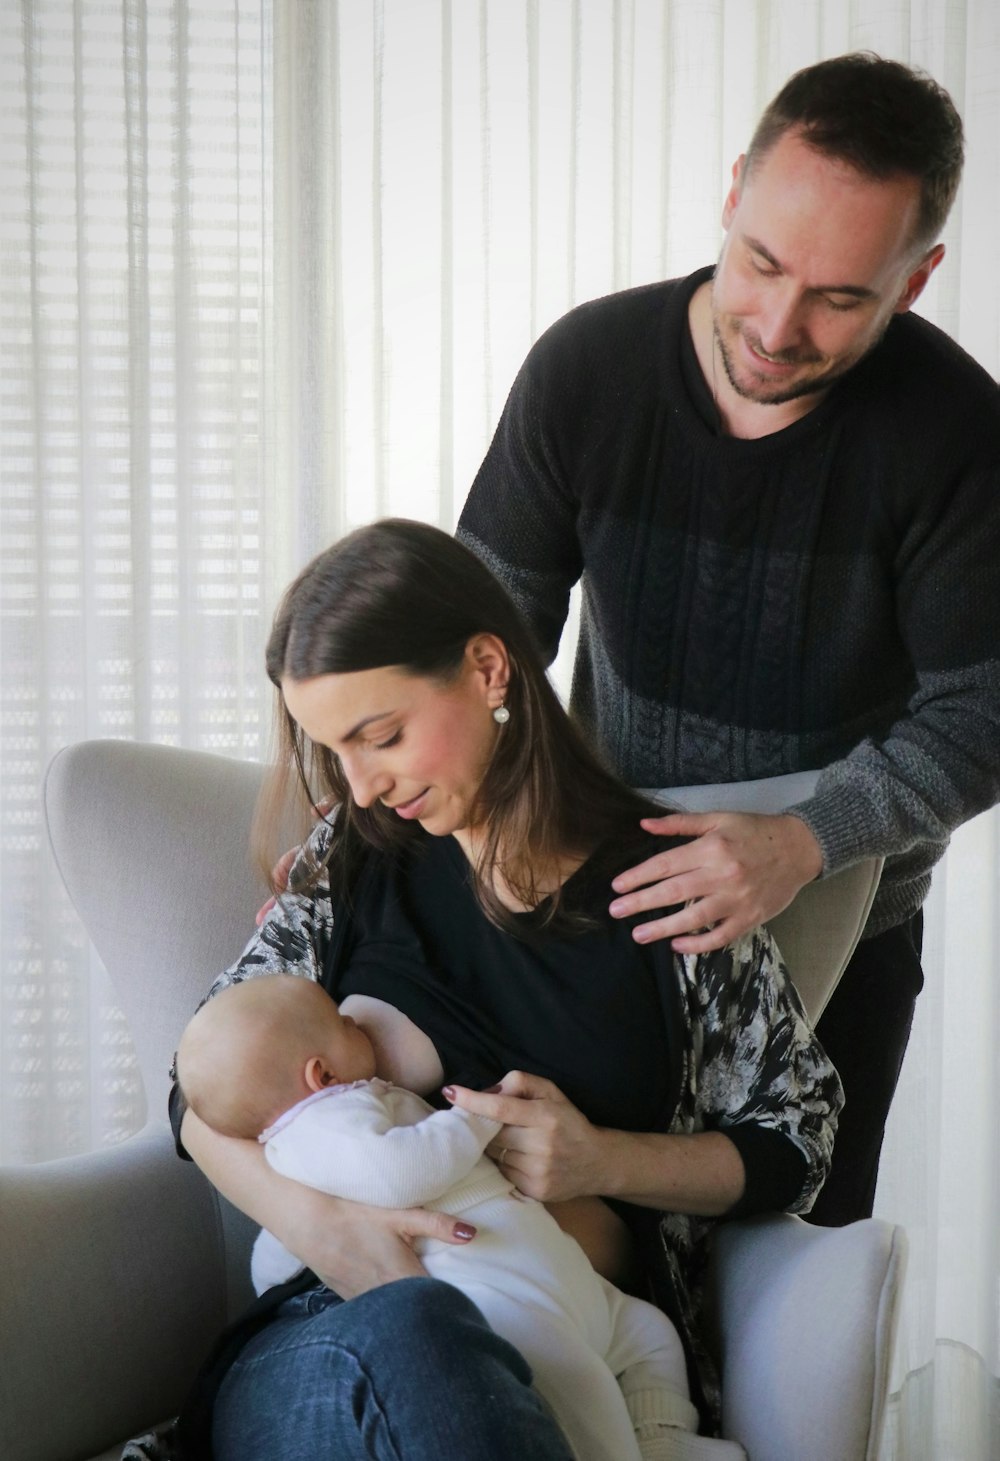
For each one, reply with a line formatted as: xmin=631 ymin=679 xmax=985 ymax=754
xmin=459 ymin=267 xmax=1000 ymax=934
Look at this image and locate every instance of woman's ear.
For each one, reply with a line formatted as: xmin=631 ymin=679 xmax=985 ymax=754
xmin=465 ymin=633 xmax=511 ymax=702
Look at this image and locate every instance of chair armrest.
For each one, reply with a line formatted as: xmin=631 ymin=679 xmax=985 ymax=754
xmin=706 ymin=1213 xmax=906 ymax=1461
xmin=0 ymin=1122 xmax=242 ymax=1461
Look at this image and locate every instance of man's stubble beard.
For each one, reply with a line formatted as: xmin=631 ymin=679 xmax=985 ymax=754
xmin=712 ymin=311 xmax=893 ymax=409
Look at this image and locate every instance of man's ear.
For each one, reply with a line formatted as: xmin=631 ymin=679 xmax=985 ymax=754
xmin=894 ymin=243 xmax=945 ymax=315
xmin=721 ymin=154 xmax=746 ymax=230
xmin=304 ymin=1056 xmax=337 ymax=1093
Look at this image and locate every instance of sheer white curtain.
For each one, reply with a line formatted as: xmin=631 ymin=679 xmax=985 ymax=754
xmin=1 ymin=0 xmax=997 ymax=1456
xmin=1 ymin=0 xmax=272 ymax=1157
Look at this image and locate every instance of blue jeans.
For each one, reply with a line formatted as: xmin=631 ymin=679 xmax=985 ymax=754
xmin=211 ymin=1277 xmax=576 ymax=1461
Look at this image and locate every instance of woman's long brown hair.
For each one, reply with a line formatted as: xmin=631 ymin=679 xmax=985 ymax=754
xmin=257 ymin=518 xmax=660 ymax=936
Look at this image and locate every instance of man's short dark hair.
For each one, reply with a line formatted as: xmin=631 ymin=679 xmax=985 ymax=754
xmin=746 ymin=52 xmax=964 ymax=251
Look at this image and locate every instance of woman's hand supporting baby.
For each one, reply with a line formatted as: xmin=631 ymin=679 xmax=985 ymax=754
xmin=182 ymin=1105 xmax=476 ymax=1299
xmin=444 ymin=1072 xmax=746 ymax=1217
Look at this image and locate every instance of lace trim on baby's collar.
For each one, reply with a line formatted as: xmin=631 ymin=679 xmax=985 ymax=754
xmin=258 ymin=1077 xmax=391 ymax=1142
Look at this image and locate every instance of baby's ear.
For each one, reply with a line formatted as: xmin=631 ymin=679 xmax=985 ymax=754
xmin=304 ymin=1056 xmax=337 ymax=1093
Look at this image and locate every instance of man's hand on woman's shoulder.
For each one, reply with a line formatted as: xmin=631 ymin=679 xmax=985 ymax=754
xmin=608 ymin=810 xmax=824 ymax=952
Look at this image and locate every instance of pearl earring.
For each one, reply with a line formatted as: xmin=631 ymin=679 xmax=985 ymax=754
xmin=493 ymin=703 xmax=510 ymax=725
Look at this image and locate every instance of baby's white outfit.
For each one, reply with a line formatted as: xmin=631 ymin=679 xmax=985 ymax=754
xmin=253 ymin=1079 xmax=744 ymax=1461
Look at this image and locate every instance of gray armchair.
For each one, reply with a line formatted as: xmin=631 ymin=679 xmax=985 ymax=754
xmin=0 ymin=740 xmax=904 ymax=1461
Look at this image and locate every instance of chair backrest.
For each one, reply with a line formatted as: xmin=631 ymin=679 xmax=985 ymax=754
xmin=650 ymin=772 xmax=882 ymax=1023
xmin=44 ymin=740 xmax=273 ymax=1333
xmin=44 ymin=739 xmax=274 ymax=1119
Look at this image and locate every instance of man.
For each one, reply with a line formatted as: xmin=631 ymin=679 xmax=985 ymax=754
xmin=457 ymin=53 xmax=1000 ymax=1225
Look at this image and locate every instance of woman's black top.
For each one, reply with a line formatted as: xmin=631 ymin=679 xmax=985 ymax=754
xmin=336 ymin=829 xmax=680 ymax=1134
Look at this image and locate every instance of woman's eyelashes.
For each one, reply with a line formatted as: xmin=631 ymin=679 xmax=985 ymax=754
xmin=373 ymin=729 xmax=403 ymax=751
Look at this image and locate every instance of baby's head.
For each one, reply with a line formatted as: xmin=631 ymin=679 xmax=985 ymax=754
xmin=176 ymin=974 xmax=376 ymax=1139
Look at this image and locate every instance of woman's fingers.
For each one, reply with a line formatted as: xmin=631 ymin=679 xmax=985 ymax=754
xmin=492 ymin=1069 xmax=561 ymax=1100
xmin=312 ymin=1204 xmax=476 ymax=1298
xmin=255 ymin=805 xmax=342 ymax=924
xmin=444 ymin=1081 xmax=554 ymax=1191
xmin=396 ymin=1205 xmax=477 ymax=1245
xmin=442 ymin=1074 xmax=562 ymax=1128
xmin=445 ymin=1076 xmax=605 ymax=1202
xmin=255 ymin=845 xmax=299 ymax=925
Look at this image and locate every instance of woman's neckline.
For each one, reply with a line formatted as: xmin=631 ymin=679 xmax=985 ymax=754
xmin=441 ymin=829 xmax=594 ymax=918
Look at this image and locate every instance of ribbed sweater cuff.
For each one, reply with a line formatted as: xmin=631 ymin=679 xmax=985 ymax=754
xmin=788 ymin=792 xmax=930 ymax=937
xmin=787 ymin=784 xmax=881 ymax=877
xmin=625 ymin=1386 xmax=700 ymax=1435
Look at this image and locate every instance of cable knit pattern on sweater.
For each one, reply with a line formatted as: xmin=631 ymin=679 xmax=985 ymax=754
xmin=458 ymin=266 xmax=1000 ymax=934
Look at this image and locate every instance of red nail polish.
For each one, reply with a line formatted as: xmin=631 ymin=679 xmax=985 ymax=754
xmin=454 ymin=1223 xmax=476 ymax=1241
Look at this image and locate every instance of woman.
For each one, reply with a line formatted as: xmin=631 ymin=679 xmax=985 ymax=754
xmin=171 ymin=519 xmax=842 ymax=1460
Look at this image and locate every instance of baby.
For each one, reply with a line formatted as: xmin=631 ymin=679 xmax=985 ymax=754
xmin=176 ymin=974 xmax=745 ymax=1461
